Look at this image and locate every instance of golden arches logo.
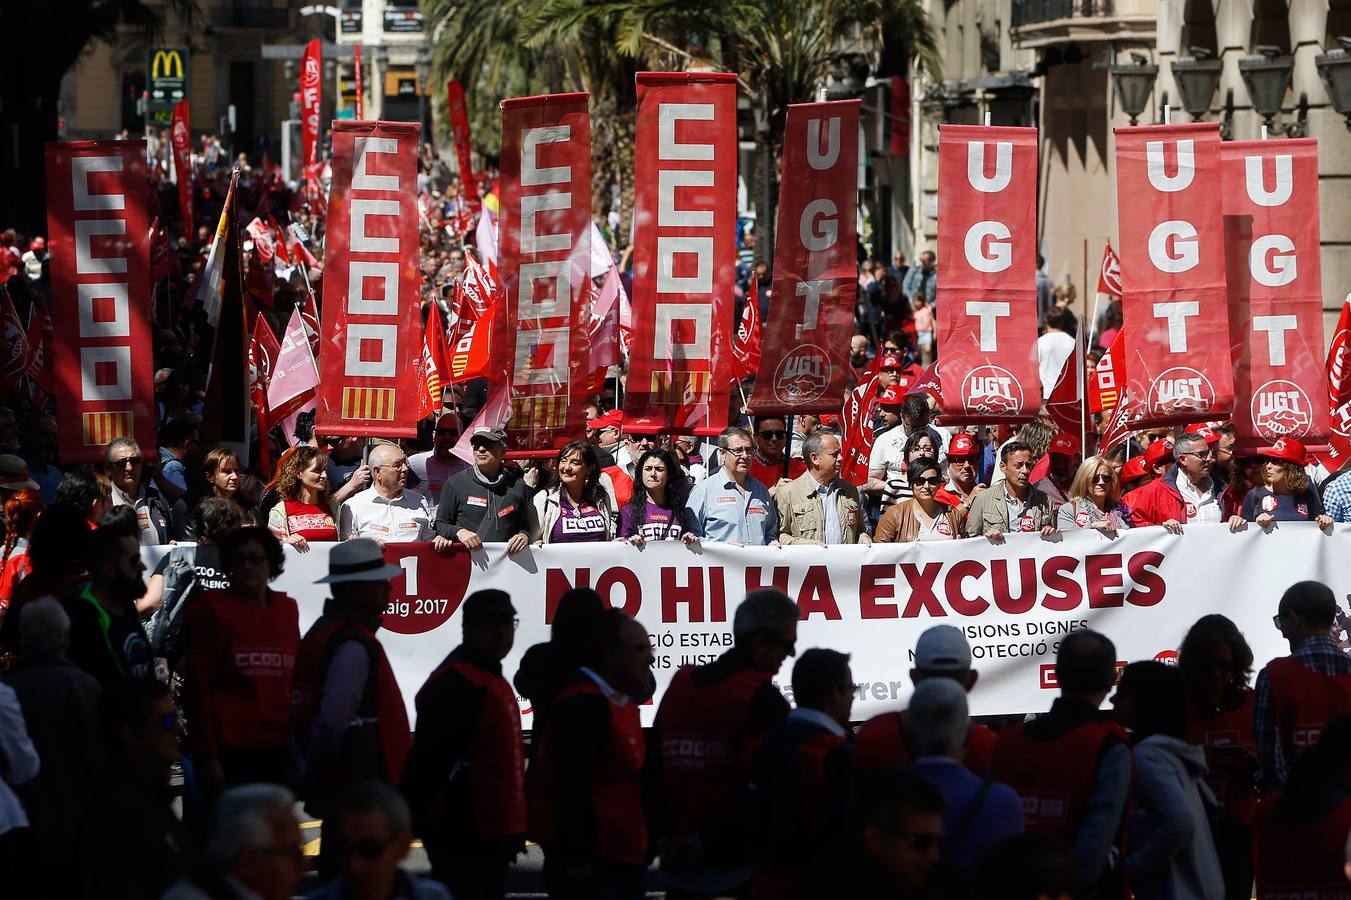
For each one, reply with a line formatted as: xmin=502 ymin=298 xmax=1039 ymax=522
xmin=151 ymin=50 xmax=184 ymax=80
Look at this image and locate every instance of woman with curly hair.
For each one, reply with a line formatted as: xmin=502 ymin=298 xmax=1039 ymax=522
xmin=1228 ymin=436 xmax=1332 ymax=530
xmin=619 ymin=448 xmax=697 ymax=547
xmin=1179 ymin=614 xmax=1257 ymax=900
xmin=0 ymin=488 xmax=43 ymax=619
xmin=529 ymin=440 xmax=616 ymax=544
xmin=266 ymin=445 xmax=338 ymax=551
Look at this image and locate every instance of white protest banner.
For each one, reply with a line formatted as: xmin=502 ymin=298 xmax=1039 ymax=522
xmin=145 ymin=524 xmax=1347 ymax=726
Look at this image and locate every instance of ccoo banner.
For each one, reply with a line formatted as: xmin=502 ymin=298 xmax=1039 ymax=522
xmin=316 ymin=121 xmax=423 ymax=437
xmin=1222 ymin=139 xmax=1328 ymax=452
xmin=496 ymin=92 xmax=594 ymax=454
xmin=936 ymin=125 xmax=1040 ymax=424
xmin=624 ymin=72 xmax=738 ymax=436
xmin=44 ymin=141 xmax=156 ymax=463
xmin=1115 ymin=123 xmax=1233 ymax=428
xmin=144 ymin=524 xmax=1348 ymax=727
xmin=750 ymin=99 xmax=861 ymax=415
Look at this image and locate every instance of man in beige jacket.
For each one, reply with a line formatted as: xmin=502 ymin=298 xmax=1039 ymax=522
xmin=776 ymin=432 xmax=871 ymax=545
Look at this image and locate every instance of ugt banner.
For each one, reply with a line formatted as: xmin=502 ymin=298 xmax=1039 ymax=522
xmin=316 ymin=121 xmax=423 ymax=437
xmin=44 ymin=140 xmax=156 ymax=463
xmin=749 ymin=99 xmax=860 ymax=415
xmin=936 ymin=125 xmax=1040 ymax=424
xmin=144 ymin=524 xmax=1348 ymax=727
xmin=1115 ymin=123 xmax=1233 ymax=426
xmin=624 ymin=72 xmax=738 ymax=435
xmin=496 ymin=92 xmax=594 ymax=453
xmin=446 ymin=80 xmax=481 ymax=216
xmin=300 ymin=39 xmax=322 ymax=170
xmin=1222 ymin=139 xmax=1327 ymax=451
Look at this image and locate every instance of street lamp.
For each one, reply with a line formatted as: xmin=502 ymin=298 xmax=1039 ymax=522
xmin=1110 ymin=52 xmax=1157 ymax=126
xmin=1316 ymin=37 xmax=1351 ymax=131
xmin=1239 ymin=45 xmax=1307 ymax=136
xmin=415 ymin=48 xmax=431 ymax=139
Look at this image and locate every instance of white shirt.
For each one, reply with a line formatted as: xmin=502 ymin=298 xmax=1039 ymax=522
xmin=786 ymin=706 xmax=847 ymax=738
xmin=868 ymin=426 xmax=909 ymax=504
xmin=1176 ymin=471 xmax=1222 ymax=524
xmin=407 ymin=451 xmax=467 ymax=514
xmin=338 ymin=486 xmax=433 ymax=542
xmin=1037 ymin=330 xmax=1076 ymax=401
xmin=811 ymin=474 xmax=844 ymax=544
xmin=579 ymin=666 xmax=631 ymax=706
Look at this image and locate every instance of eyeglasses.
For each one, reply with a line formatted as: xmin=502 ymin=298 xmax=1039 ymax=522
xmin=1182 ymin=451 xmax=1213 ymax=460
xmin=757 ymin=430 xmax=787 ymax=440
xmin=724 ymin=446 xmax=753 ymax=456
xmin=1091 ymin=474 xmax=1114 ymax=485
xmin=1272 ymin=613 xmax=1285 ymax=630
xmin=375 ymin=460 xmax=410 ymax=470
xmin=112 ymin=456 xmax=142 ymax=468
xmin=911 ymin=475 xmax=944 ymax=487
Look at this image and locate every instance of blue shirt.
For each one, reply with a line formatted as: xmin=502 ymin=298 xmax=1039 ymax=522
xmin=1323 ymin=470 xmax=1351 ymax=522
xmin=911 ymin=756 xmax=1024 ymax=871
xmin=685 ymin=472 xmax=779 ymax=545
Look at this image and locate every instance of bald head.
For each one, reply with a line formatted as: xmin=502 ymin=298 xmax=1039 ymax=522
xmin=369 ymin=443 xmax=409 ymax=497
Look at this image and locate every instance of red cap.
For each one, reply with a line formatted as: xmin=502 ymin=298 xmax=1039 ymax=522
xmin=1184 ymin=423 xmax=1221 ymax=443
xmin=819 ymin=413 xmax=840 ymax=427
xmin=1120 ymin=457 xmax=1150 ymax=485
xmin=588 ymin=410 xmax=623 ymax=430
xmin=1048 ymin=432 xmax=1081 ymax=456
xmin=1144 ymin=440 xmax=1172 ymax=467
xmin=1260 ymin=435 xmax=1309 ymax=465
xmin=948 ymin=433 xmax=978 ymax=457
xmin=881 ymin=354 xmax=903 ymax=370
xmin=878 ymin=386 xmax=906 ymax=407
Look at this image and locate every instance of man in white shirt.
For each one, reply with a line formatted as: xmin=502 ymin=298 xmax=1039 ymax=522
xmin=339 ymin=444 xmax=433 ymax=544
xmin=408 ymin=413 xmax=468 ymax=515
xmin=1037 ymin=306 xmax=1077 ymax=401
xmin=1126 ymin=431 xmax=1226 ymax=532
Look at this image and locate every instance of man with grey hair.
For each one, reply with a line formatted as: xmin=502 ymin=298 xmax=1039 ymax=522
xmin=3 ymin=597 xmax=103 ymax=896
xmin=159 ymin=785 xmax=303 ymax=900
xmin=776 ymin=431 xmax=870 ymax=545
xmin=1126 ymin=429 xmax=1228 ymax=532
xmin=104 ymin=436 xmax=172 ymax=544
xmin=338 ymin=443 xmax=434 ymax=544
xmin=908 ymin=679 xmax=1024 ymax=871
xmin=685 ymin=426 xmax=779 ymax=545
xmin=652 ymin=588 xmax=798 ymax=894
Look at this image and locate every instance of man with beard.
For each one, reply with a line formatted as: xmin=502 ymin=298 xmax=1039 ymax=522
xmin=68 ymin=506 xmax=154 ymax=685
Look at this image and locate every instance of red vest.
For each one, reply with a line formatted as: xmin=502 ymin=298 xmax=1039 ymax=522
xmin=528 ymin=678 xmax=646 ymax=864
xmin=1185 ymin=694 xmax=1258 ymax=825
xmin=291 ymin=617 xmax=411 ymax=793
xmin=1255 ymin=791 xmax=1351 ymax=899
xmin=1267 ymin=658 xmax=1351 ymax=761
xmin=655 ymin=663 xmax=775 ymax=836
xmin=992 ymin=719 xmax=1127 ymax=843
xmin=855 ymin=710 xmax=996 ymax=775
xmin=437 ymin=659 xmax=525 ymax=839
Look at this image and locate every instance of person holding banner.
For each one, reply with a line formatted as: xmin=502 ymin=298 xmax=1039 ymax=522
xmin=934 ymin=433 xmax=985 ymax=516
xmin=686 ymin=428 xmax=779 ymax=547
xmin=618 ymin=449 xmax=698 ymax=547
xmin=337 ymin=445 xmax=434 ymax=545
xmin=963 ymin=443 xmax=1056 ymax=542
xmin=266 ymin=447 xmax=338 ymax=552
xmin=874 ymin=457 xmax=961 ymax=543
xmin=530 ymin=442 xmax=617 ymax=546
xmin=1127 ymin=432 xmax=1230 ymax=534
xmin=1056 ymin=457 xmax=1133 ymax=536
xmin=434 ymin=427 xmax=531 ymax=555
xmin=1228 ymin=437 xmax=1332 ymax=530
xmin=776 ymin=433 xmax=869 ymax=546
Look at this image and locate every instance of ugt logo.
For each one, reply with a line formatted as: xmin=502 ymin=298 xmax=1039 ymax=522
xmin=1251 ymin=380 xmax=1312 ymax=440
xmin=962 ymin=365 xmax=1023 ymax=416
xmin=1148 ymin=367 xmax=1216 ymax=416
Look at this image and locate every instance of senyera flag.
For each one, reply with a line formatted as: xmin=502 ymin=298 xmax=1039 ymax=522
xmin=495 ymin=92 xmax=593 ymax=454
xmin=316 ymin=120 xmax=423 ymax=437
xmin=1222 ymin=139 xmax=1327 ymax=452
xmin=1114 ymin=122 xmax=1233 ymax=427
xmin=624 ymin=72 xmax=738 ymax=435
xmin=1326 ymin=294 xmax=1351 ymax=465
xmin=44 ymin=140 xmax=156 ymax=463
xmin=1097 ymin=240 xmax=1122 ymax=298
xmin=749 ymin=99 xmax=861 ymax=414
xmin=446 ymin=81 xmax=482 ymax=216
xmin=936 ymin=125 xmax=1040 ymax=424
xmin=300 ymin=39 xmax=321 ymax=170
xmin=170 ymin=100 xmax=193 ymax=241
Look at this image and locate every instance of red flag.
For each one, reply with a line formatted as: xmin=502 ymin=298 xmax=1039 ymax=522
xmin=1327 ymin=294 xmax=1351 ymax=463
xmin=268 ymin=217 xmax=291 ymax=266
xmin=1099 ymin=371 xmax=1149 ymax=451
xmin=300 ymin=40 xmax=322 ymax=171
xmin=1089 ymin=328 xmax=1125 ymax=414
xmin=249 ymin=315 xmax=281 ymax=422
xmin=495 ymin=92 xmax=593 ymax=452
xmin=0 ymin=286 xmax=31 ymax=392
xmin=170 ymin=99 xmax=193 ymax=241
xmin=149 ymin=219 xmax=173 ymax=280
xmin=44 ymin=140 xmax=157 ymax=462
xmin=288 ymin=222 xmax=320 ymax=272
xmin=446 ymin=80 xmax=482 ymax=215
xmin=1097 ymin=240 xmax=1122 ymax=298
xmin=749 ymin=100 xmax=861 ymax=413
xmin=25 ymin=298 xmax=52 ymax=393
xmin=449 ymin=299 xmax=498 ymax=383
xmin=584 ymin=266 xmax=624 ymax=391
xmin=354 ymin=44 xmax=364 ymax=120
xmin=1046 ymin=322 xmax=1085 ymax=441
xmin=316 ymin=120 xmax=423 ymax=437
xmin=906 ymin=360 xmax=943 ymax=402
xmin=841 ymin=373 xmax=879 ymax=485
xmin=418 ymin=306 xmax=452 ymax=419
xmin=731 ymin=275 xmax=763 ymax=381
xmin=298 ymin=283 xmax=321 ymax=358
xmin=1115 ymin=122 xmax=1233 ymax=427
xmin=246 ymin=217 xmax=276 ymax=262
xmin=624 ymin=72 xmax=738 ymax=435
xmin=1222 ymin=139 xmax=1327 ymax=451
xmin=268 ymin=308 xmax=320 ymax=424
xmin=936 ymin=125 xmax=1041 ymax=423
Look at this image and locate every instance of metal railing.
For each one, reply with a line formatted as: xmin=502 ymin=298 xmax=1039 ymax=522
xmin=1012 ymin=0 xmax=1115 ymax=28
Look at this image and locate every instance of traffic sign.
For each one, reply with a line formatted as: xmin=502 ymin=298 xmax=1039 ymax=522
xmin=147 ymin=46 xmax=189 ymax=113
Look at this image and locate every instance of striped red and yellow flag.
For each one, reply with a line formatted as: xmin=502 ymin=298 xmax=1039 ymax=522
xmin=511 ymin=395 xmax=567 ymax=430
xmin=341 ymin=387 xmax=397 ymax=421
xmin=649 ymin=371 xmax=711 ymax=405
xmin=82 ymin=412 xmax=134 ymax=446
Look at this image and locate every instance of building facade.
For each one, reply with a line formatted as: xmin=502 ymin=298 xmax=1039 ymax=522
xmin=334 ymin=0 xmax=429 ymax=128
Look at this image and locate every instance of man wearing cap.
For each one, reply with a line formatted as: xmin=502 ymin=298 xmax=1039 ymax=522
xmin=1126 ymin=430 xmax=1229 ymax=533
xmin=1119 ymin=456 xmax=1153 ymax=493
xmin=434 ymin=427 xmax=532 ymax=555
xmin=403 ymin=590 xmax=524 ymax=898
xmin=750 ymin=416 xmax=806 ymax=498
xmin=291 ymin=539 xmax=411 ymax=824
xmin=934 ymin=432 xmax=985 ymax=515
xmin=776 ymin=432 xmax=870 ymax=546
xmin=0 ymin=455 xmax=40 ymax=494
xmin=586 ymin=410 xmax=624 ymax=469
xmin=339 ymin=444 xmax=434 ymax=545
xmin=408 ymin=412 xmax=468 ymax=516
xmin=1034 ymin=433 xmax=1082 ymax=510
xmin=856 ymin=625 xmax=998 ymax=775
xmin=686 ymin=427 xmax=780 ymax=546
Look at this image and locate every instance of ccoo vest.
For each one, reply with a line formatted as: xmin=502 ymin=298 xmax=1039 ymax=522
xmin=855 ymin=709 xmax=997 ymax=775
xmin=1266 ymin=658 xmax=1351 ymax=763
xmin=992 ymin=718 xmax=1126 ymax=843
xmin=527 ymin=678 xmax=646 ymax=864
xmin=1185 ymin=694 xmax=1258 ymax=825
xmin=1254 ymin=791 xmax=1351 ymax=899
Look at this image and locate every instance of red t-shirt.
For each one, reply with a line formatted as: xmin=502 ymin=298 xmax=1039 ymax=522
xmin=750 ymin=456 xmax=806 ymax=488
xmin=278 ymin=499 xmax=338 ymax=542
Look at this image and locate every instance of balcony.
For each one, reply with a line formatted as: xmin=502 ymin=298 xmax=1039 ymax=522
xmin=1013 ymin=0 xmax=1113 ymax=28
xmin=1011 ymin=0 xmax=1154 ymax=49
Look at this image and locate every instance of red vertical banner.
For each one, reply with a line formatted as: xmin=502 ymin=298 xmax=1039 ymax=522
xmin=1222 ymin=139 xmax=1327 ymax=451
xmin=44 ymin=140 xmax=156 ymax=462
xmin=1114 ymin=123 xmax=1233 ymax=426
xmin=624 ymin=71 xmax=738 ymax=435
xmin=495 ymin=93 xmax=593 ymax=453
xmin=447 ymin=81 xmax=481 ymax=215
xmin=749 ymin=99 xmax=860 ymax=414
xmin=316 ymin=120 xmax=423 ymax=437
xmin=936 ymin=125 xmax=1040 ymax=424
xmin=301 ymin=39 xmax=322 ymax=170
xmin=354 ymin=44 xmax=364 ymax=120
xmin=170 ymin=100 xmax=193 ymax=241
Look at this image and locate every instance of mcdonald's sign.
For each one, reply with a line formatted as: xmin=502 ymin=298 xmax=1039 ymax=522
xmin=146 ymin=46 xmax=189 ymax=112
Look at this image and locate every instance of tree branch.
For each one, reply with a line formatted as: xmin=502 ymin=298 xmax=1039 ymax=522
xmin=640 ymin=31 xmax=755 ymax=95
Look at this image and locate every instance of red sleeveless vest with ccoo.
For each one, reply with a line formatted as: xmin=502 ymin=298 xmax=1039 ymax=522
xmin=856 ymin=710 xmax=996 ymax=774
xmin=1254 ymin=791 xmax=1351 ymax=899
xmin=1267 ymin=658 xmax=1351 ymax=763
xmin=992 ymin=719 xmax=1126 ymax=843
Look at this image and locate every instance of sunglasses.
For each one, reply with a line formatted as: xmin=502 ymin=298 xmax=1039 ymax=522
xmin=1092 ymin=474 xmax=1113 ymax=485
xmin=758 ymin=430 xmax=787 ymax=440
xmin=911 ymin=475 xmax=944 ymax=487
xmin=112 ymin=456 xmax=143 ymax=468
